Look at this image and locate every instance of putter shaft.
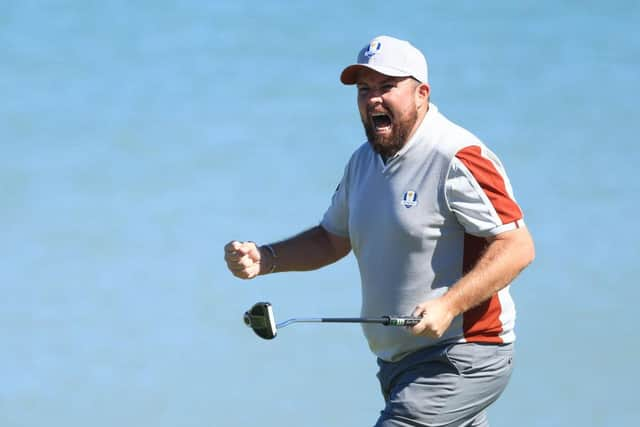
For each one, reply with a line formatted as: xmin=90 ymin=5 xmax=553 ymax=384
xmin=277 ymin=316 xmax=421 ymax=329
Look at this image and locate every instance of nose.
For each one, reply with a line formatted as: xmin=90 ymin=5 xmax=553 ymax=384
xmin=365 ymin=89 xmax=383 ymax=107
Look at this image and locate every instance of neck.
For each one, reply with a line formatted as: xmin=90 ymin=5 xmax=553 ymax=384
xmin=403 ymin=104 xmax=429 ymax=146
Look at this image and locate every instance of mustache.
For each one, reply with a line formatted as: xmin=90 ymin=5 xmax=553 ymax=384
xmin=366 ymin=107 xmax=393 ymax=118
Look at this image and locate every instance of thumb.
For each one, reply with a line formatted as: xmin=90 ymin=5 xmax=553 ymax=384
xmin=233 ymin=241 xmax=255 ymax=255
xmin=247 ymin=242 xmax=261 ymax=261
xmin=412 ymin=304 xmax=427 ymax=318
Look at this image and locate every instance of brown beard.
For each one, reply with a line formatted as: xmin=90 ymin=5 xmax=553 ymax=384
xmin=362 ymin=108 xmax=418 ymax=159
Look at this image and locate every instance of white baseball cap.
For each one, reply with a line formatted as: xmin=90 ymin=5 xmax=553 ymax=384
xmin=340 ymin=35 xmax=429 ymax=85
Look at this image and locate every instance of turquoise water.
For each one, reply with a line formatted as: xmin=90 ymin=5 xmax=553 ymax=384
xmin=2 ymin=1 xmax=639 ymax=426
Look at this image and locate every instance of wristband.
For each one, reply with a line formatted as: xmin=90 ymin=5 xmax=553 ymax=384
xmin=261 ymin=244 xmax=277 ymax=274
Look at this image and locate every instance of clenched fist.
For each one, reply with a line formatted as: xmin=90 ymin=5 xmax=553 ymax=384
xmin=409 ymin=297 xmax=456 ymax=339
xmin=224 ymin=241 xmax=269 ymax=279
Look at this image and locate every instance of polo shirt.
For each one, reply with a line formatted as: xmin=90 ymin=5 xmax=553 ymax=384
xmin=321 ymin=103 xmax=525 ymax=362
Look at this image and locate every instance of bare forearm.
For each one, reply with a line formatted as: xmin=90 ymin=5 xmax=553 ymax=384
xmin=410 ymin=228 xmax=534 ymax=339
xmin=260 ymin=226 xmax=351 ymax=274
xmin=442 ymin=227 xmax=535 ymax=316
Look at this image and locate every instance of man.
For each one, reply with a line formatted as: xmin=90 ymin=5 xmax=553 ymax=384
xmin=224 ymin=35 xmax=535 ymax=427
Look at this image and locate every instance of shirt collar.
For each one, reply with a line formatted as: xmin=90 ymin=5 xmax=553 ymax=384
xmin=383 ymin=103 xmax=438 ymax=164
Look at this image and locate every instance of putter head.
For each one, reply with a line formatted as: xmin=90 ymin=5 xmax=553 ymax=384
xmin=243 ymin=302 xmax=277 ymax=340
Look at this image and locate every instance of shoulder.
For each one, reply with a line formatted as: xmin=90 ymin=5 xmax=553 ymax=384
xmin=430 ymin=108 xmax=486 ymax=160
xmin=345 ymin=141 xmax=375 ymax=171
xmin=352 ymin=141 xmax=374 ymax=160
xmin=434 ymin=112 xmax=506 ymax=173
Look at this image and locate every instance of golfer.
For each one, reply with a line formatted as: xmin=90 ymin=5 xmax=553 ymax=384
xmin=224 ymin=35 xmax=535 ymax=427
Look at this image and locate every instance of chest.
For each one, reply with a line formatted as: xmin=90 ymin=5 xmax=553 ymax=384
xmin=347 ymin=158 xmax=456 ymax=250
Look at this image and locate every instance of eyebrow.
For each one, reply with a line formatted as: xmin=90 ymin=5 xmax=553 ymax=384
xmin=357 ymin=77 xmax=400 ymax=87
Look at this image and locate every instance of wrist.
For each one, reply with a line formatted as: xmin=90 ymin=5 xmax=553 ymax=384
xmin=258 ymin=244 xmax=277 ymax=275
xmin=440 ymin=291 xmax=463 ymax=318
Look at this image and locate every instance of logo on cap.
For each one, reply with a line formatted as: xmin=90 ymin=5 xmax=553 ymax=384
xmin=365 ymin=41 xmax=382 ymax=57
xmin=401 ymin=190 xmax=418 ymax=208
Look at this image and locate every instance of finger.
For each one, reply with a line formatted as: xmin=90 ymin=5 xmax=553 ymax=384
xmin=412 ymin=305 xmax=426 ymax=317
xmin=408 ymin=322 xmax=424 ymax=336
xmin=226 ymin=254 xmax=257 ymax=271
xmin=408 ymin=313 xmax=432 ymax=336
xmin=225 ymin=251 xmax=244 ymax=262
xmin=233 ymin=245 xmax=260 ymax=263
xmin=247 ymin=244 xmax=261 ymax=260
xmin=229 ymin=243 xmax=253 ymax=257
xmin=410 ymin=323 xmax=432 ymax=337
xmin=226 ymin=253 xmax=256 ymax=269
xmin=232 ymin=269 xmax=252 ymax=279
xmin=232 ymin=265 xmax=260 ymax=279
xmin=237 ymin=254 xmax=257 ymax=268
xmin=417 ymin=319 xmax=440 ymax=338
xmin=233 ymin=268 xmax=252 ymax=278
xmin=238 ymin=241 xmax=258 ymax=255
xmin=226 ymin=262 xmax=247 ymax=272
xmin=225 ymin=253 xmax=239 ymax=263
xmin=224 ymin=241 xmax=242 ymax=253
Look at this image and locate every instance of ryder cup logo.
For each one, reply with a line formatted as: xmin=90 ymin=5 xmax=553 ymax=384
xmin=365 ymin=41 xmax=382 ymax=57
xmin=401 ymin=190 xmax=418 ymax=208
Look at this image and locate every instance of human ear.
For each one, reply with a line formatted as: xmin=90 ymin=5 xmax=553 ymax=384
xmin=415 ymin=83 xmax=430 ymax=108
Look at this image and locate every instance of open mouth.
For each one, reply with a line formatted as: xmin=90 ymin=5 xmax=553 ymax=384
xmin=371 ymin=112 xmax=392 ymax=132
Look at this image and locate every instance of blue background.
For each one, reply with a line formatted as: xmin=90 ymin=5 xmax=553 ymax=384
xmin=2 ymin=1 xmax=638 ymax=426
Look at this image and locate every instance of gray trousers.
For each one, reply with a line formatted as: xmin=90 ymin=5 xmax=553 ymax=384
xmin=374 ymin=342 xmax=514 ymax=427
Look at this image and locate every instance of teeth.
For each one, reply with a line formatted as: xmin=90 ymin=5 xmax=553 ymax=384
xmin=371 ymin=112 xmax=391 ymax=131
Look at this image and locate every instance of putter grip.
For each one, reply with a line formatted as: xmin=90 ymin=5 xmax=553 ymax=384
xmin=383 ymin=316 xmax=421 ymax=326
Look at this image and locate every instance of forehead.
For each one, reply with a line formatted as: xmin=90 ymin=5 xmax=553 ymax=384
xmin=355 ymin=68 xmax=407 ymax=86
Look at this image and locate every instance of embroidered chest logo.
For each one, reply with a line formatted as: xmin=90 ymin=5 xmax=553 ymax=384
xmin=401 ymin=190 xmax=418 ymax=208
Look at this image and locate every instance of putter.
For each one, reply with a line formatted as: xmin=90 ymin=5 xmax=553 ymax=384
xmin=243 ymin=302 xmax=422 ymax=340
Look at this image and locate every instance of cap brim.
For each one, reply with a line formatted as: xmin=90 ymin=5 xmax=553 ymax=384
xmin=340 ymin=64 xmax=412 ymax=85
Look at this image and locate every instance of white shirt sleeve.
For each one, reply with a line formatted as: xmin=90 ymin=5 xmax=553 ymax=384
xmin=445 ymin=145 xmax=524 ymax=237
xmin=320 ymin=164 xmax=350 ymax=237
